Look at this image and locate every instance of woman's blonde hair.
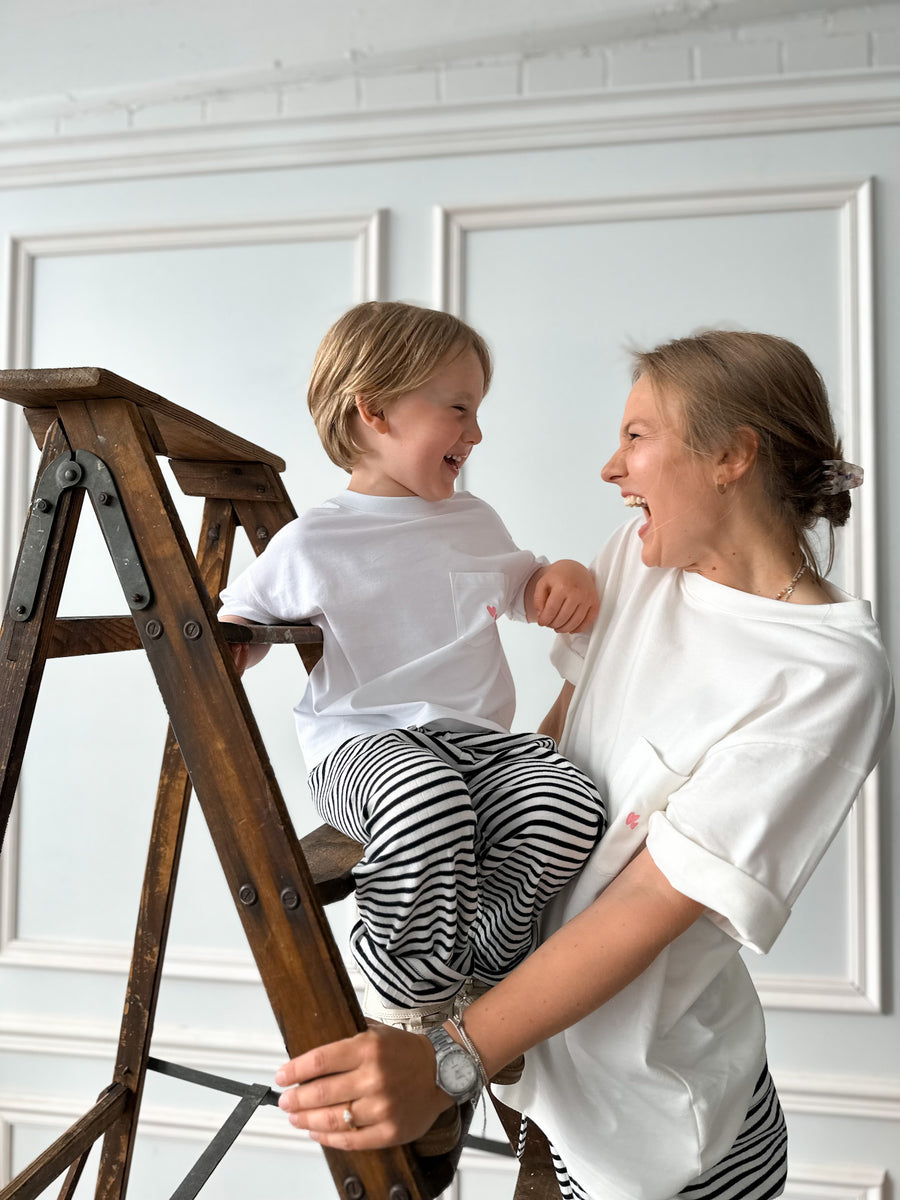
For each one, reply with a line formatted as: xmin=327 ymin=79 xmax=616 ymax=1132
xmin=633 ymin=330 xmax=850 ymax=575
xmin=308 ymin=302 xmax=493 ymax=472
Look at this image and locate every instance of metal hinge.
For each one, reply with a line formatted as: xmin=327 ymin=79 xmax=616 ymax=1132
xmin=9 ymin=450 xmax=152 ymax=622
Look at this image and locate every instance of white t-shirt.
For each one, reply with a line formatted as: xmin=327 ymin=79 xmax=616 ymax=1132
xmin=218 ymin=490 xmax=545 ymax=768
xmin=499 ymin=519 xmax=893 ymax=1200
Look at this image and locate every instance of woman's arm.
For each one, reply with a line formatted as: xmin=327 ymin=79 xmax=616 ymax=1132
xmin=275 ymin=847 xmax=704 ymax=1149
xmin=539 ymin=681 xmax=575 ymax=742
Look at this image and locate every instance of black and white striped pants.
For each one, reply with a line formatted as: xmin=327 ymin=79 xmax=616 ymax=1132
xmin=308 ymin=725 xmax=606 ymax=1006
xmin=544 ymin=1061 xmax=788 ymax=1200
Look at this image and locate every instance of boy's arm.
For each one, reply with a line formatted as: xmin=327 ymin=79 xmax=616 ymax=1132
xmin=524 ymin=560 xmax=599 ymax=633
xmin=218 ymin=613 xmax=271 ymax=674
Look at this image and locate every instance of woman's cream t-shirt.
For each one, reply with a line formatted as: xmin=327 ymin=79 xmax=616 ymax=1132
xmin=499 ymin=519 xmax=893 ymax=1200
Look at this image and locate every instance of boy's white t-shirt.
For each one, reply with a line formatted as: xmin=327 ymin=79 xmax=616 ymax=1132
xmin=499 ymin=519 xmax=893 ymax=1200
xmin=217 ymin=490 xmax=545 ymax=768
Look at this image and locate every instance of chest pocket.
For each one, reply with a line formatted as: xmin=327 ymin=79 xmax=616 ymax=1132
xmin=450 ymin=571 xmax=507 ymax=640
xmin=584 ymin=736 xmax=690 ymax=884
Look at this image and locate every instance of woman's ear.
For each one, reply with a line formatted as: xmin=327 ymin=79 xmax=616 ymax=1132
xmin=355 ymin=395 xmax=389 ymax=435
xmin=716 ymin=425 xmax=759 ymax=486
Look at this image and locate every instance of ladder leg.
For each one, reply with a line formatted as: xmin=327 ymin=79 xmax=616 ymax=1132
xmin=0 ymin=421 xmax=84 ymax=845
xmin=56 ymin=395 xmax=432 ymax=1199
xmin=93 ymin=729 xmax=193 ymax=1200
xmin=95 ymin=500 xmax=239 ymax=1200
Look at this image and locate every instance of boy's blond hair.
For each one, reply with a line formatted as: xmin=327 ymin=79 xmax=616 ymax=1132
xmin=308 ymin=302 xmax=493 ymax=472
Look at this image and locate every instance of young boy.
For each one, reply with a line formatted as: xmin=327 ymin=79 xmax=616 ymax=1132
xmin=219 ymin=302 xmax=606 ymax=1039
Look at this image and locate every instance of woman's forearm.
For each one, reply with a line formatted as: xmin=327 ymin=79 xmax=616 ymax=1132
xmin=538 ymin=681 xmax=575 ymax=742
xmin=460 ymin=848 xmax=704 ymax=1077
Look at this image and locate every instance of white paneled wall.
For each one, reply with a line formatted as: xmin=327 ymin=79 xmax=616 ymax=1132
xmin=1 ymin=4 xmax=899 ymax=1197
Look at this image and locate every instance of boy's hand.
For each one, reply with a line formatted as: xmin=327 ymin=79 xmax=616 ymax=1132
xmin=526 ymin=560 xmax=599 ymax=633
xmin=218 ymin=613 xmax=270 ymax=674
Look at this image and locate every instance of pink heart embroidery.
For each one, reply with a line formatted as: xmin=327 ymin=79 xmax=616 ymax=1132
xmin=486 ymin=605 xmax=498 ymax=620
xmin=625 ymin=812 xmax=639 ymax=830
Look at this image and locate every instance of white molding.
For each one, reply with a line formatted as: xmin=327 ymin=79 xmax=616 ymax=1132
xmin=0 ymin=1095 xmax=887 ymax=1195
xmin=0 ymin=1090 xmax=311 ymax=1156
xmin=5 ymin=1012 xmax=900 ymax=1123
xmin=437 ymin=179 xmax=882 ymax=1015
xmin=0 ymin=1089 xmax=515 ymax=1180
xmin=0 ymin=212 xmax=382 ymax=983
xmin=0 ymin=70 xmax=898 ymax=190
xmin=777 ymin=1071 xmax=900 ymax=1123
xmin=784 ymin=1165 xmax=888 ymax=1200
xmin=0 ymin=936 xmax=259 ymax=981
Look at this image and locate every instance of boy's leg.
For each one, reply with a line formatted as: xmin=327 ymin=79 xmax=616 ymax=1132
xmin=447 ymin=730 xmax=606 ymax=983
xmin=309 ymin=729 xmax=477 ymax=1007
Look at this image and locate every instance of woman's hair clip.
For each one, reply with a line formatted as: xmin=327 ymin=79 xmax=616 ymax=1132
xmin=820 ymin=459 xmax=864 ymax=495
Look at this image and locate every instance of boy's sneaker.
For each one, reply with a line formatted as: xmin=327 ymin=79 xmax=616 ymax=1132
xmin=362 ymin=980 xmax=455 ymax=1031
xmin=452 ymin=978 xmax=524 ymax=1086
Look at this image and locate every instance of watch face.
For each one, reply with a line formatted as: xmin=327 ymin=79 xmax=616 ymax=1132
xmin=439 ymin=1047 xmax=479 ymax=1095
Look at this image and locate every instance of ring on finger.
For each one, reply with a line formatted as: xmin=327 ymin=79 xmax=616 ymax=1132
xmin=342 ymin=1103 xmax=357 ymax=1131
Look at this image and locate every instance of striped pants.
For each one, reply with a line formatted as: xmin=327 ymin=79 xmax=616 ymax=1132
xmin=308 ymin=725 xmax=606 ymax=1006
xmin=545 ymin=1062 xmax=788 ymax=1200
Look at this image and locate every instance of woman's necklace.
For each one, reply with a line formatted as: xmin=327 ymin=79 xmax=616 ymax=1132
xmin=774 ymin=561 xmax=808 ymax=602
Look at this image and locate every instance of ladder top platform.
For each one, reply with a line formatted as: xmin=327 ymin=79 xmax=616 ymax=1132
xmin=0 ymin=367 xmax=286 ymax=471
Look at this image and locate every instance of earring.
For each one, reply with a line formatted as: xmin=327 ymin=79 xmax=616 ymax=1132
xmin=716 ymin=480 xmax=727 ymax=495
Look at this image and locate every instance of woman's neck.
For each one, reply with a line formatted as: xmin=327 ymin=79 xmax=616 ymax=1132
xmin=688 ymin=510 xmax=829 ymax=604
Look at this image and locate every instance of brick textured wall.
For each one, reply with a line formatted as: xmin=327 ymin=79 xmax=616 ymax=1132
xmin=1 ymin=1 xmax=899 ymax=141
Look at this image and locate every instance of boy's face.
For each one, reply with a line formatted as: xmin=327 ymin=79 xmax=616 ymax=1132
xmin=349 ymin=347 xmax=485 ymax=501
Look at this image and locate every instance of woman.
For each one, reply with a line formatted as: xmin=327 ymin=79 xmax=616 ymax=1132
xmin=273 ymin=331 xmax=894 ymax=1200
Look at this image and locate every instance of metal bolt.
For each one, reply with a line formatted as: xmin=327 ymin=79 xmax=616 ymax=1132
xmin=145 ymin=619 xmax=164 ymax=639
xmin=255 ymin=484 xmax=266 ymax=494
xmin=33 ymin=497 xmax=50 ymax=514
xmin=131 ymin=593 xmax=144 ymax=606
xmin=15 ymin=604 xmax=27 ymax=616
xmin=238 ymin=885 xmax=258 ymax=906
xmin=389 ymin=1188 xmax=411 ymax=1200
xmin=61 ymin=466 xmax=79 ymax=483
xmin=97 ymin=492 xmax=111 ymax=506
xmin=343 ymin=1179 xmax=365 ymax=1200
xmin=183 ymin=621 xmax=202 ymax=640
xmin=255 ymin=526 xmax=269 ymax=541
xmin=280 ymin=887 xmax=300 ymax=911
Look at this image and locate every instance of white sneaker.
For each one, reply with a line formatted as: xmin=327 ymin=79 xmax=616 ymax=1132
xmin=363 ymin=979 xmax=456 ymax=1032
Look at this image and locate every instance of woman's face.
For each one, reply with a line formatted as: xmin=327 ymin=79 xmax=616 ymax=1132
xmin=601 ymin=375 xmax=723 ymax=572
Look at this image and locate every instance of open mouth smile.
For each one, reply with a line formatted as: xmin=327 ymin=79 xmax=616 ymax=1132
xmin=624 ymin=493 xmax=651 ymax=536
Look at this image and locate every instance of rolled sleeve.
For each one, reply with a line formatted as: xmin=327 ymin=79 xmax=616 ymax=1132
xmin=646 ymin=741 xmax=867 ymax=955
xmin=550 ymin=630 xmax=590 ymax=685
xmin=646 ymin=813 xmax=790 ymax=953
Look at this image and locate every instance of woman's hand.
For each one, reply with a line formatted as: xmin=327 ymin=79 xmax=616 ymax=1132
xmin=275 ymin=1023 xmax=450 ymax=1150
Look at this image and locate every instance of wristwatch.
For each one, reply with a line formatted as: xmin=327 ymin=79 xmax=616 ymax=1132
xmin=425 ymin=1026 xmax=482 ymax=1105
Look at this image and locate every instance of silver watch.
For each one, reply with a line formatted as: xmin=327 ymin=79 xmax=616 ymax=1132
xmin=425 ymin=1026 xmax=482 ymax=1105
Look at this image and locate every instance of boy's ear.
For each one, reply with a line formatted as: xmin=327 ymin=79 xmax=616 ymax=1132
xmin=355 ymin=394 xmax=389 ymax=434
xmin=716 ymin=425 xmax=759 ymax=485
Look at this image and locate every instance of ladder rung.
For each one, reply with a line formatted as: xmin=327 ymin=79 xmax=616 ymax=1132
xmin=46 ymin=617 xmax=323 ymax=658
xmin=222 ymin=622 xmax=323 ymax=646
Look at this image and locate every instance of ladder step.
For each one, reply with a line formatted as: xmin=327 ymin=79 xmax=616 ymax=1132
xmin=299 ymin=824 xmax=364 ymax=905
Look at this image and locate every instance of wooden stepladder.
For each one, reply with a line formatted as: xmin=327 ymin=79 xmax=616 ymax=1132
xmin=0 ymin=367 xmax=467 ymax=1200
